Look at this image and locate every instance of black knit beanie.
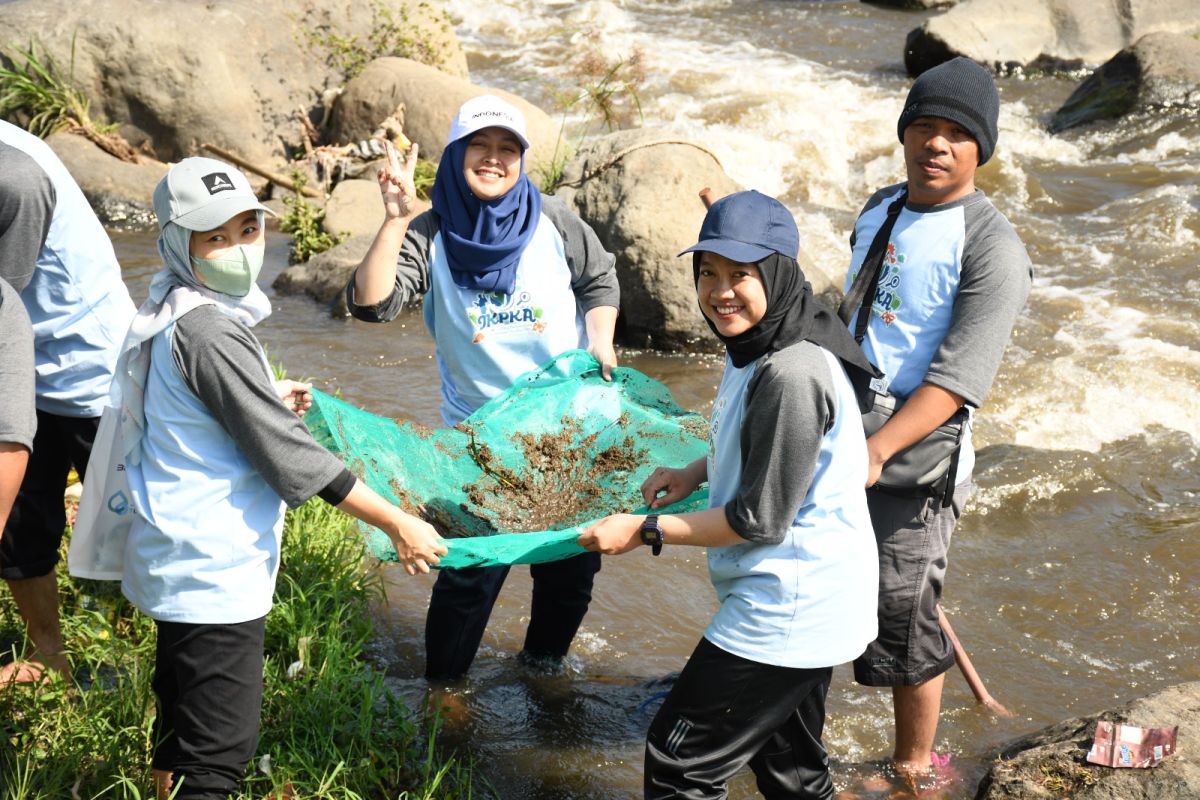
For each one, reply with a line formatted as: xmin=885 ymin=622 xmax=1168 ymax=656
xmin=897 ymin=57 xmax=999 ymax=165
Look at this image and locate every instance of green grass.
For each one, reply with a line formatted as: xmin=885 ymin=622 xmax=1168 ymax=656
xmin=534 ymin=46 xmax=646 ymax=193
xmin=0 ymin=38 xmax=115 ymax=139
xmin=0 ymin=499 xmax=477 ymax=799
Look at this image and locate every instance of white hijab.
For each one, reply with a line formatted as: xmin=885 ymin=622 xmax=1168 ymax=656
xmin=113 ymin=218 xmax=272 ymax=464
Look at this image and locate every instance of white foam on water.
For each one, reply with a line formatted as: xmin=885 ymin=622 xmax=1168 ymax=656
xmin=445 ymin=0 xmax=1200 ymax=453
xmin=1114 ymin=130 xmax=1200 ymax=165
xmin=999 ymin=100 xmax=1091 ymax=166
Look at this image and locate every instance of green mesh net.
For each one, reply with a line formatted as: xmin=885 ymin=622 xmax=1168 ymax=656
xmin=306 ymin=350 xmax=711 ymax=569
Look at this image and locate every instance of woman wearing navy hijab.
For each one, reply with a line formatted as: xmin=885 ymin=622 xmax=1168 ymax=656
xmin=347 ymin=94 xmax=621 ymax=681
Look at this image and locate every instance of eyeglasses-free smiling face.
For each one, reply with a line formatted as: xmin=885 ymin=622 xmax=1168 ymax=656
xmin=462 ymin=126 xmax=524 ymax=201
xmin=902 ymin=115 xmax=980 ymax=206
xmin=696 ymin=251 xmax=768 ymax=337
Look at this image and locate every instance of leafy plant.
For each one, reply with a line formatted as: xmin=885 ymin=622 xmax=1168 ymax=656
xmin=534 ymin=46 xmax=647 ymax=192
xmin=0 ymin=38 xmax=113 ymax=139
xmin=0 ymin=494 xmax=478 ymax=798
xmin=296 ymin=0 xmax=452 ymax=81
xmin=280 ymin=169 xmax=346 ymax=264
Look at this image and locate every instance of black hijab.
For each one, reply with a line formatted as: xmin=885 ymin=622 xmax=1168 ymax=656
xmin=694 ymin=251 xmax=880 ymax=385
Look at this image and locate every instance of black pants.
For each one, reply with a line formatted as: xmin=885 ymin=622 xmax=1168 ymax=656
xmin=152 ymin=617 xmax=266 ymax=800
xmin=0 ymin=411 xmax=98 ymax=579
xmin=424 ymin=551 xmax=601 ymax=680
xmin=645 ymin=637 xmax=834 ymax=800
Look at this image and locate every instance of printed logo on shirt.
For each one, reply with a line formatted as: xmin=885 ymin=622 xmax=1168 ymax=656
xmin=466 ymin=290 xmax=545 ymax=344
xmin=201 ymin=172 xmax=236 ymax=195
xmin=870 ymin=241 xmax=904 ymax=326
xmin=708 ymin=395 xmax=728 ymax=460
xmin=106 ymin=489 xmax=130 ymax=516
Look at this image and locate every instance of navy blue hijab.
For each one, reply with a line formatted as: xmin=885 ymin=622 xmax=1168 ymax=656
xmin=430 ymin=136 xmax=542 ymax=294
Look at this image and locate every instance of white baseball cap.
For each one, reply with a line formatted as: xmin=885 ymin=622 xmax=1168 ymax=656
xmin=447 ymin=94 xmax=530 ymax=150
xmin=153 ymin=156 xmax=274 ymax=231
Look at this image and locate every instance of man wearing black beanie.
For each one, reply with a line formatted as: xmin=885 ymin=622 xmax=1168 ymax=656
xmin=838 ymin=56 xmax=1032 ymax=786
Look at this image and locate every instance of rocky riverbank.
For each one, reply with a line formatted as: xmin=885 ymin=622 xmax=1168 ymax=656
xmin=7 ymin=0 xmax=1197 ymax=350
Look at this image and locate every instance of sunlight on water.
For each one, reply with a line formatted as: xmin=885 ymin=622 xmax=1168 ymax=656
xmin=447 ymin=0 xmax=1200 ymax=457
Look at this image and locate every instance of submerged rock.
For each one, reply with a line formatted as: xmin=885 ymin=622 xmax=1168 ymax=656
xmin=1049 ymin=32 xmax=1200 ymax=133
xmin=903 ymin=0 xmax=1200 ymax=76
xmin=554 ymin=128 xmax=742 ymax=352
xmin=272 ymin=233 xmax=375 ymax=316
xmin=975 ymin=680 xmax=1200 ymax=799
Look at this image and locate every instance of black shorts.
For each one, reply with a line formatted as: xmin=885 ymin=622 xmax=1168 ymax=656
xmin=0 ymin=410 xmax=99 ymax=580
xmin=152 ymin=616 xmax=266 ymax=799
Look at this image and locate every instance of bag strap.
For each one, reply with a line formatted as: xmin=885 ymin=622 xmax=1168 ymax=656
xmin=941 ymin=440 xmax=962 ymax=508
xmin=838 ymin=190 xmax=908 ymax=344
xmin=939 ymin=406 xmax=969 ymax=508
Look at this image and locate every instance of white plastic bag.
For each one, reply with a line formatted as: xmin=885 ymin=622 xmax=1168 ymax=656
xmin=68 ymin=406 xmax=133 ymax=580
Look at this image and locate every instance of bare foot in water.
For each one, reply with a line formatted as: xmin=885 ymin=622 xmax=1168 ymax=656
xmin=425 ymin=685 xmax=471 ymax=731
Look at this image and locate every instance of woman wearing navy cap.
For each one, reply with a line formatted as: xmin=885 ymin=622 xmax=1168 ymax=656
xmin=580 ymin=190 xmax=878 ymax=799
xmin=347 ymin=94 xmax=620 ymax=681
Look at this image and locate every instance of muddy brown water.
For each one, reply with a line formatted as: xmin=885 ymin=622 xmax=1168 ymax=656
xmin=108 ymin=1 xmax=1200 ymax=796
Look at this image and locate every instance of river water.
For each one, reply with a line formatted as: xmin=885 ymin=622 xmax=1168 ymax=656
xmin=110 ymin=1 xmax=1200 ymax=797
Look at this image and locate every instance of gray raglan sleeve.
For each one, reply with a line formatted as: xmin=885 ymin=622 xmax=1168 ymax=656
xmin=724 ymin=343 xmax=837 ymax=544
xmin=172 ymin=307 xmax=350 ymax=508
xmin=541 ymin=194 xmax=619 ymax=312
xmin=345 ymin=211 xmax=437 ymax=322
xmin=924 ymin=203 xmax=1033 ymax=407
xmin=0 ymin=143 xmax=55 ymax=293
xmin=0 ymin=279 xmax=35 ymax=449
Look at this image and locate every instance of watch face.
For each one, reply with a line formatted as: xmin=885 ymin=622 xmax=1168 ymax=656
xmin=640 ymin=517 xmax=662 ymax=554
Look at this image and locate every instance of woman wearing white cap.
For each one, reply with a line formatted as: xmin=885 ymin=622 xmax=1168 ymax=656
xmin=347 ymin=94 xmax=620 ymax=680
xmin=117 ymin=157 xmax=446 ymax=798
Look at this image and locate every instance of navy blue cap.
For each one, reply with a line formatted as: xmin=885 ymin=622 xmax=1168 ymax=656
xmin=679 ymin=190 xmax=800 ymax=262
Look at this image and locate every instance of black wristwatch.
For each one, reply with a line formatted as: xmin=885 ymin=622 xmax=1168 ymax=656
xmin=639 ymin=514 xmax=664 ymax=556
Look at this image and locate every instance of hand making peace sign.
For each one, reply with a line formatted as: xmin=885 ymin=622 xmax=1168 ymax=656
xmin=376 ymin=137 xmax=419 ymax=219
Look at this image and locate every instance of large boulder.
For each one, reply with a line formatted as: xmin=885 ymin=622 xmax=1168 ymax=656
xmin=1050 ymin=32 xmax=1200 ymax=132
xmin=904 ymin=0 xmax=1200 ymax=76
xmin=325 ymin=57 xmax=561 ymax=171
xmin=45 ymin=131 xmax=167 ymax=229
xmin=975 ymin=681 xmax=1200 ymax=799
xmin=322 ymin=179 xmax=385 ymax=239
xmin=272 ymin=233 xmax=375 ymax=316
xmin=0 ymin=0 xmax=466 ymax=167
xmin=554 ymin=128 xmax=742 ymax=351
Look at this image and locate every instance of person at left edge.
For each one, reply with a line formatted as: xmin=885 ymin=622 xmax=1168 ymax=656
xmin=579 ymin=190 xmax=879 ymax=799
xmin=0 ymin=119 xmax=136 ymax=685
xmin=119 ymin=157 xmax=447 ymax=799
xmin=346 ymin=94 xmax=620 ymax=680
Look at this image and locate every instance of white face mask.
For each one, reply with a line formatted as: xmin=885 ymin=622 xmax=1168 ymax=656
xmin=190 ymin=244 xmax=265 ymax=297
